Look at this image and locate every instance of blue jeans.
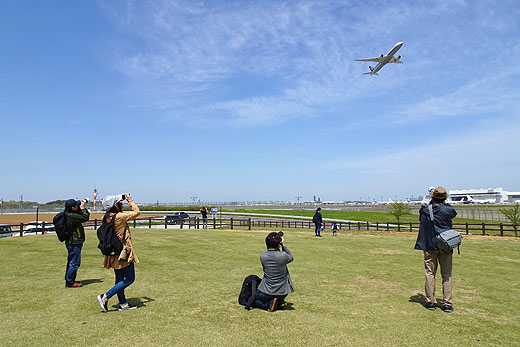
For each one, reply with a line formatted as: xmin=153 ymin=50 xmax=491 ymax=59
xmin=65 ymin=244 xmax=82 ymax=285
xmin=106 ymin=262 xmax=135 ymax=305
xmin=253 ymin=290 xmax=287 ymax=310
xmin=315 ymin=223 xmax=321 ymax=236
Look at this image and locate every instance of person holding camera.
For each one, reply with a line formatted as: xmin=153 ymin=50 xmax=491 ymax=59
xmin=414 ymin=186 xmax=457 ymax=313
xmin=253 ymin=231 xmax=295 ymax=312
xmin=97 ymin=194 xmax=140 ymax=312
xmin=64 ymin=198 xmax=90 ymax=288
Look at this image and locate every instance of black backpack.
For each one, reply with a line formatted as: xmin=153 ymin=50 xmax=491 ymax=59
xmin=97 ymin=213 xmax=125 ymax=256
xmin=238 ymin=275 xmax=261 ymax=310
xmin=53 ymin=211 xmax=69 ymax=242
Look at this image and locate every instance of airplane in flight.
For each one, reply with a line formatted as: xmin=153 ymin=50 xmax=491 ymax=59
xmin=356 ymin=42 xmax=403 ymax=75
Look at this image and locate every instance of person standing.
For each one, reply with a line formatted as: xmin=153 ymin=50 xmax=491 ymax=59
xmin=201 ymin=207 xmax=208 ymax=229
xmin=254 ymin=232 xmax=295 ymax=312
xmin=64 ymin=199 xmax=90 ymax=288
xmin=312 ymin=208 xmax=323 ymax=237
xmin=97 ymin=194 xmax=140 ymax=312
xmin=414 ymin=186 xmax=457 ymax=313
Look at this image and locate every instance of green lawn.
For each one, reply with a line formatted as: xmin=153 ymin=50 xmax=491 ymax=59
xmin=1 ymin=229 xmax=519 ymax=346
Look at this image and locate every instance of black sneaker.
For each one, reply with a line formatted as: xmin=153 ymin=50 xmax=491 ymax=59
xmin=424 ymin=302 xmax=436 ymax=311
xmin=97 ymin=294 xmax=108 ymax=312
xmin=442 ymin=304 xmax=454 ymax=313
xmin=118 ymin=304 xmax=137 ymax=311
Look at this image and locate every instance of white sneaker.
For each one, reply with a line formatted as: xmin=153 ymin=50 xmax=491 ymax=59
xmin=97 ymin=294 xmax=108 ymax=312
xmin=118 ymin=304 xmax=137 ymax=311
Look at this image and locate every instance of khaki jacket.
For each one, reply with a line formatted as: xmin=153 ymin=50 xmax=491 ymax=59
xmin=103 ymin=199 xmax=140 ymax=270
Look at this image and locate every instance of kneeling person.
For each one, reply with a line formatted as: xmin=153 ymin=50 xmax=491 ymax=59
xmin=254 ymin=232 xmax=295 ymax=312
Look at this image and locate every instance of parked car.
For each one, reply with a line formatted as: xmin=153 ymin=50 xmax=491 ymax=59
xmin=0 ymin=224 xmax=12 ymax=238
xmin=25 ymin=221 xmax=55 ymax=234
xmin=165 ymin=212 xmax=190 ymax=225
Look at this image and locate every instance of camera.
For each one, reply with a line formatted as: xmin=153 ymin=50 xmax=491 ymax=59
xmin=278 ymin=231 xmax=284 ymax=237
xmin=82 ymin=198 xmax=90 ymax=203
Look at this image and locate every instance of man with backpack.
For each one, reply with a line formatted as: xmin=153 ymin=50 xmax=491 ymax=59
xmin=63 ymin=199 xmax=90 ymax=288
xmin=414 ymin=186 xmax=457 ymax=313
xmin=313 ymin=207 xmax=323 ymax=237
xmin=253 ymin=232 xmax=295 ymax=312
xmin=97 ymin=193 xmax=140 ymax=312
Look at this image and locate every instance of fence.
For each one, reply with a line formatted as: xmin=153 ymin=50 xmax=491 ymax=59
xmin=2 ymin=216 xmax=517 ymax=238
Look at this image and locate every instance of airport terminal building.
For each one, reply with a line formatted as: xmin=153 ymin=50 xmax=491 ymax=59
xmin=448 ymin=187 xmax=509 ymax=204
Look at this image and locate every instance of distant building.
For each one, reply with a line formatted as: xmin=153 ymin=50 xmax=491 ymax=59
xmin=449 ymin=187 xmax=508 ymax=204
xmin=506 ymin=192 xmax=520 ymax=204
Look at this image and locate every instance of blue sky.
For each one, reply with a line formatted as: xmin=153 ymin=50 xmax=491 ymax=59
xmin=1 ymin=0 xmax=519 ymax=204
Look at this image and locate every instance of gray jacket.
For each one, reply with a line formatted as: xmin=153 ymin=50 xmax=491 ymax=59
xmin=258 ymin=245 xmax=295 ymax=296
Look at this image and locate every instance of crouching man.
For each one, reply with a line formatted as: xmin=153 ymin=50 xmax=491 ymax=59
xmin=254 ymin=232 xmax=295 ymax=312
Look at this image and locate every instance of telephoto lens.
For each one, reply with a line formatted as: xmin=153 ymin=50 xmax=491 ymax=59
xmin=278 ymin=231 xmax=284 ymax=237
xmin=83 ymin=198 xmax=90 ymax=203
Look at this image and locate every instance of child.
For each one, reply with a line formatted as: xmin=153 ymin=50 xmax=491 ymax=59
xmin=331 ymin=222 xmax=338 ymax=237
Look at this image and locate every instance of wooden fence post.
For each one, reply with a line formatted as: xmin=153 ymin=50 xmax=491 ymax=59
xmin=133 ymin=219 xmax=136 ymax=228
xmin=20 ymin=223 xmax=24 ymax=237
xmin=500 ymin=223 xmax=503 ymax=236
xmin=213 ymin=217 xmax=216 ymax=229
xmin=248 ymin=218 xmax=251 ymax=230
xmin=165 ymin=218 xmax=167 ymax=229
xmin=386 ymin=222 xmax=389 ymax=231
xmin=465 ymin=222 xmax=469 ymax=234
xmin=197 ymin=217 xmax=200 ymax=229
xmin=409 ymin=222 xmax=412 ymax=232
xmin=149 ymin=218 xmax=151 ymax=228
xmin=366 ymin=221 xmax=369 ymax=231
xmin=94 ymin=219 xmax=98 ymax=230
xmin=357 ymin=222 xmax=360 ymax=230
xmin=231 ymin=218 xmax=233 ymax=230
xmin=482 ymin=223 xmax=485 ymax=236
xmin=376 ymin=222 xmax=379 ymax=231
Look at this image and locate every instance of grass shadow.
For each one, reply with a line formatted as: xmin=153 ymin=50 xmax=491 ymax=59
xmin=80 ymin=279 xmax=103 ymax=286
xmin=110 ymin=297 xmax=155 ymax=310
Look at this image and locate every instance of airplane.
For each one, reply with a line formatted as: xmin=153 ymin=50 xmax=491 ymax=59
xmin=356 ymin=42 xmax=403 ymax=75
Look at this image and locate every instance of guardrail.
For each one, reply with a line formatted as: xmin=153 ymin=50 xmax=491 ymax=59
xmin=1 ymin=216 xmax=517 ymax=238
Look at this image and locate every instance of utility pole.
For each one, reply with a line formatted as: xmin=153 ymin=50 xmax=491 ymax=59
xmin=190 ymin=196 xmax=198 ymax=205
xmin=294 ymin=195 xmax=302 ymax=204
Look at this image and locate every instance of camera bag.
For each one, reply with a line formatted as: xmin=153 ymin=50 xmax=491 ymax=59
xmin=428 ymin=205 xmax=461 ymax=254
xmin=97 ymin=213 xmax=126 ymax=256
xmin=53 ymin=210 xmax=69 ymax=242
xmin=238 ymin=274 xmax=261 ymax=310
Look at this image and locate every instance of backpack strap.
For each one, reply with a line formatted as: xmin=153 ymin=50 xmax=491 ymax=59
xmin=428 ymin=204 xmax=434 ymax=222
xmin=245 ymin=278 xmax=258 ymax=310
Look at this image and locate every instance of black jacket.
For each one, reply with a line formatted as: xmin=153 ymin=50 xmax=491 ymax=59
xmin=414 ymin=201 xmax=457 ymax=251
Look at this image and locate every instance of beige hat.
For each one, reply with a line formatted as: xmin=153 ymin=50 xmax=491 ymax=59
xmin=432 ymin=186 xmax=448 ymax=200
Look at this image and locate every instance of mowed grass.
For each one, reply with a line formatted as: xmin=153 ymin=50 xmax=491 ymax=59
xmin=1 ymin=229 xmax=519 ymax=346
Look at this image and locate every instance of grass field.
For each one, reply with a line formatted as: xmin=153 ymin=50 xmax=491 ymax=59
xmin=1 ymin=228 xmax=519 ymax=346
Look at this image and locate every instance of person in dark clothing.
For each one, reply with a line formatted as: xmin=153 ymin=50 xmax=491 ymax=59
xmin=201 ymin=207 xmax=208 ymax=229
xmin=414 ymin=186 xmax=457 ymax=312
xmin=64 ymin=199 xmax=90 ymax=288
xmin=254 ymin=232 xmax=295 ymax=312
xmin=313 ymin=208 xmax=323 ymax=237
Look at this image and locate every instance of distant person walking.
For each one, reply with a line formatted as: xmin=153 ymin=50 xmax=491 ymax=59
xmin=201 ymin=207 xmax=208 ymax=229
xmin=312 ymin=208 xmax=323 ymax=237
xmin=414 ymin=186 xmax=457 ymax=313
xmin=64 ymin=199 xmax=90 ymax=288
xmin=97 ymin=194 xmax=140 ymax=312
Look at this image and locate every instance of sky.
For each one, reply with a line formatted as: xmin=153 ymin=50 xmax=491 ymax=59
xmin=1 ymin=0 xmax=519 ymax=204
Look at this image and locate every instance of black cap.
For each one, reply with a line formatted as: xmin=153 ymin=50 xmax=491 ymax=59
xmin=65 ymin=199 xmax=81 ymax=211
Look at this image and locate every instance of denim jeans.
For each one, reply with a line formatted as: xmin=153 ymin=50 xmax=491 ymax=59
xmin=253 ymin=290 xmax=287 ymax=310
xmin=106 ymin=262 xmax=135 ymax=305
xmin=65 ymin=244 xmax=82 ymax=285
xmin=314 ymin=223 xmax=321 ymax=236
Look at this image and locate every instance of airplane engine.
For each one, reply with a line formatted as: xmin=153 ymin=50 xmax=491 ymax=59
xmin=380 ymin=54 xmax=384 ymax=58
xmin=397 ymin=55 xmax=401 ymax=60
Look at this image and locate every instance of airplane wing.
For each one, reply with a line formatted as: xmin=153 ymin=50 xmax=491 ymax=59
xmin=355 ymin=57 xmax=384 ymax=63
